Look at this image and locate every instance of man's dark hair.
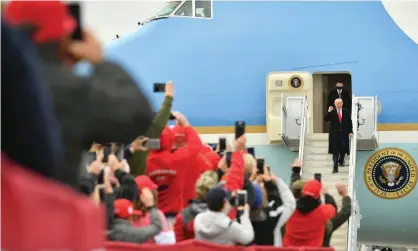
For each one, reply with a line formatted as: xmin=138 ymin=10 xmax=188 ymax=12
xmin=336 ymin=81 xmax=344 ymax=85
xmin=206 ymin=187 xmax=226 ymax=212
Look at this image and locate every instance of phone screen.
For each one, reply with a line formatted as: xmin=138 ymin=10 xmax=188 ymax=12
xmin=225 ymin=151 xmax=232 ymax=167
xmin=169 ymin=113 xmax=176 ymax=120
xmin=68 ymin=3 xmax=83 ymax=40
xmin=314 ymin=173 xmax=322 ymax=182
xmin=102 ymin=145 xmax=111 ymax=163
xmin=247 ymin=147 xmax=255 ymax=157
xmin=256 ymin=158 xmax=265 ymax=174
xmin=116 ymin=145 xmax=126 ymax=161
xmin=235 ymin=121 xmax=246 ymax=139
xmin=144 ymin=138 xmax=161 ymax=150
xmin=153 ymin=83 xmax=166 ymax=93
xmin=208 ymin=143 xmax=217 ymax=151
xmin=219 ymin=138 xmax=226 ymax=152
xmin=236 ymin=190 xmax=247 ymax=207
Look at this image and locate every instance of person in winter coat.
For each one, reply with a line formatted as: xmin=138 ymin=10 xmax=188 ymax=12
xmin=128 ymin=82 xmax=174 ymax=177
xmin=132 ymin=175 xmax=175 ymax=244
xmin=283 ymin=179 xmax=336 ymax=247
xmin=107 ymin=189 xmax=162 ymax=244
xmin=212 ymin=136 xmax=252 ymax=220
xmin=146 ymin=112 xmax=202 ymax=225
xmin=174 ymin=171 xmax=218 ymax=242
xmin=4 ymin=1 xmax=154 ymax=190
xmin=287 ymin=163 xmax=352 ymax=247
xmin=194 ymin=187 xmax=255 ymax=245
xmin=172 ymin=124 xmax=204 ymax=207
xmin=250 ymin=164 xmax=296 ymax=246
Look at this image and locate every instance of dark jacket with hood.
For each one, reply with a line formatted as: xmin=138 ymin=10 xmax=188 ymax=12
xmin=250 ymin=180 xmax=282 ymax=246
xmin=173 ymin=200 xmax=208 ymax=242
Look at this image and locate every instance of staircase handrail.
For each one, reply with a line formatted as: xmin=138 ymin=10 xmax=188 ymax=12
xmin=298 ymin=95 xmax=308 ymax=176
xmin=347 ymin=95 xmax=359 ymax=251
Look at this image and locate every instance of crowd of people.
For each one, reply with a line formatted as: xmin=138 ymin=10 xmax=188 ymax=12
xmin=2 ymin=1 xmax=353 ymax=250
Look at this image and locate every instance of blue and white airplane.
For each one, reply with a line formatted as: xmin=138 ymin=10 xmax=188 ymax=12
xmin=100 ymin=1 xmax=418 ymax=249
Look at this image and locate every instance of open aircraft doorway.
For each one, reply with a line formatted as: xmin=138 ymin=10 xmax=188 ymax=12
xmin=312 ymin=72 xmax=352 ymax=133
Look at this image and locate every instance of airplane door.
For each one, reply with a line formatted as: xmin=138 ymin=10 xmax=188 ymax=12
xmin=355 ymin=96 xmax=379 ymax=150
xmin=266 ymin=72 xmax=313 ymax=143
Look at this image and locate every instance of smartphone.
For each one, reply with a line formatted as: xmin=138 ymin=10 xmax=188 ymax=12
xmin=219 ymin=138 xmax=226 ymax=152
xmin=102 ymin=144 xmax=111 ymax=163
xmin=169 ymin=113 xmax=176 ymax=120
xmin=256 ymin=158 xmax=265 ymax=174
xmin=207 ymin=143 xmax=217 ymax=151
xmin=247 ymin=147 xmax=255 ymax=157
xmin=86 ymin=151 xmax=97 ymax=165
xmin=67 ymin=3 xmax=83 ymax=40
xmin=235 ymin=121 xmax=246 ymax=139
xmin=116 ymin=145 xmax=126 ymax=161
xmin=153 ymin=83 xmax=166 ymax=93
xmin=314 ymin=173 xmax=322 ymax=182
xmin=236 ymin=190 xmax=247 ymax=207
xmin=144 ymin=138 xmax=161 ymax=150
xmin=225 ymin=151 xmax=232 ymax=167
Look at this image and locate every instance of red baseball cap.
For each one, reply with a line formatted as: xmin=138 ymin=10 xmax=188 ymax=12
xmin=135 ymin=175 xmax=158 ymax=191
xmin=302 ymin=179 xmax=322 ymax=199
xmin=5 ymin=1 xmax=76 ymax=43
xmin=172 ymin=125 xmax=186 ymax=144
xmin=114 ymin=199 xmax=134 ymax=219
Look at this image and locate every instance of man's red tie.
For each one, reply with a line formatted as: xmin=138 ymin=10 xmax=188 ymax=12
xmin=338 ymin=110 xmax=342 ymax=123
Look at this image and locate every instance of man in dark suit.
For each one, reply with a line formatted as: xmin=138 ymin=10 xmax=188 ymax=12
xmin=327 ymin=81 xmax=352 ymax=113
xmin=325 ymin=99 xmax=353 ymax=173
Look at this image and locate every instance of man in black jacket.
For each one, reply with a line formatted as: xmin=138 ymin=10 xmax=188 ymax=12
xmin=325 ymin=98 xmax=353 ymax=173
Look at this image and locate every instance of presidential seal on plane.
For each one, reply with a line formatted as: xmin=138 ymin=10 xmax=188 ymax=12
xmin=364 ymin=148 xmax=417 ymax=199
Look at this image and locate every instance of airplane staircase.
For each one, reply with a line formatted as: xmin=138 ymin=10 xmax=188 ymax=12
xmin=280 ymin=94 xmax=380 ymax=251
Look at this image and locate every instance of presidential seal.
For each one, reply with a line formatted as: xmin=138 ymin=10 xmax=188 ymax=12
xmin=288 ymin=75 xmax=303 ymax=89
xmin=364 ymin=148 xmax=417 ymax=199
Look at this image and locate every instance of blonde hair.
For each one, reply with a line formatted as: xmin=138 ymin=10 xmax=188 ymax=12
xmin=243 ymin=153 xmax=256 ymax=175
xmin=200 ymin=170 xmax=219 ymax=183
xmin=195 ymin=173 xmax=218 ymax=200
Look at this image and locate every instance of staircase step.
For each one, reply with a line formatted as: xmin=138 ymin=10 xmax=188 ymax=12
xmin=305 ymin=140 xmax=329 ymax=147
xmin=304 ymin=154 xmax=350 ymax=162
xmin=304 ymin=146 xmax=329 ymax=154
xmin=306 ymin=133 xmax=329 ymax=140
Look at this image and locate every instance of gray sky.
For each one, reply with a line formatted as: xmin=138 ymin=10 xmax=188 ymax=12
xmin=82 ymin=1 xmax=166 ymax=43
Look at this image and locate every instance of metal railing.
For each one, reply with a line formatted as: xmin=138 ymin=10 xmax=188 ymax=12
xmin=281 ymin=93 xmax=290 ymax=147
xmin=297 ymin=95 xmax=308 ymax=175
xmin=347 ymin=95 xmax=361 ymax=251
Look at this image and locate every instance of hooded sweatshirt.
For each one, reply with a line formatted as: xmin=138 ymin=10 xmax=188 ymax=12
xmin=146 ymin=126 xmax=202 ymax=214
xmin=283 ymin=197 xmax=336 ymax=247
xmin=194 ymin=209 xmax=254 ymax=245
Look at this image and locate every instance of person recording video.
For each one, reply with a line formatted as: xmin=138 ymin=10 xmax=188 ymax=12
xmin=146 ymin=112 xmax=202 ymax=227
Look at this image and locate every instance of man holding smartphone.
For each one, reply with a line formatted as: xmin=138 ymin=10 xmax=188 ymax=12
xmin=128 ymin=81 xmax=174 ymax=177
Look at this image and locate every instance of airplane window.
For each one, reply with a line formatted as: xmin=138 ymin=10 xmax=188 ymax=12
xmin=195 ymin=0 xmax=212 ymax=18
xmin=153 ymin=1 xmax=182 ymax=17
xmin=174 ymin=0 xmax=193 ymax=17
